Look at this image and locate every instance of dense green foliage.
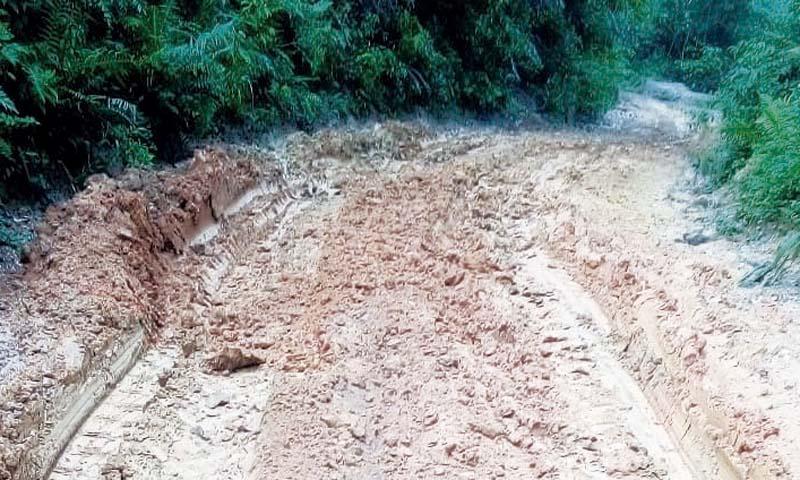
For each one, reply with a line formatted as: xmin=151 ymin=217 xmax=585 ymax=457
xmin=634 ymin=0 xmax=751 ymax=91
xmin=693 ymin=1 xmax=800 ymax=230
xmin=0 ymin=0 xmax=640 ymax=197
xmin=656 ymin=0 xmax=800 ymax=278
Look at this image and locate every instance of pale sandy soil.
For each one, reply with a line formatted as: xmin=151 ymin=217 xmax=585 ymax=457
xmin=1 ymin=83 xmax=798 ymax=480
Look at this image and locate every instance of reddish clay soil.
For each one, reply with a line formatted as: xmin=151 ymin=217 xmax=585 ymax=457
xmin=0 ymin=148 xmax=273 ymax=479
xmin=2 ymin=88 xmax=799 ymax=480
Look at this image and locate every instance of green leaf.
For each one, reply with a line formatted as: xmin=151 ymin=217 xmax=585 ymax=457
xmin=0 ymin=137 xmax=11 ymax=158
xmin=0 ymin=21 xmax=12 ymax=43
xmin=0 ymin=87 xmax=18 ymax=113
xmin=0 ymin=112 xmax=39 ymax=128
xmin=25 ymin=65 xmax=59 ymax=106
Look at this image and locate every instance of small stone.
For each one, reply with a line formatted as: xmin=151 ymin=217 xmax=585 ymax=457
xmin=350 ymin=378 xmax=367 ymax=389
xmin=437 ymin=357 xmax=458 ymax=368
xmin=542 ymin=336 xmax=566 ymax=344
xmin=349 ymin=422 xmax=367 ymax=441
xmin=507 ymin=428 xmax=530 ymax=447
xmin=157 ymin=371 xmax=172 ymax=387
xmin=237 ymin=415 xmax=263 ymax=434
xmin=220 ymin=429 xmax=235 ymax=442
xmin=469 ymin=421 xmax=505 ymax=439
xmin=423 ymin=412 xmax=439 ymax=427
xmin=444 ymin=272 xmax=465 ymax=287
xmin=321 ymin=415 xmax=341 ymax=428
xmin=116 ymin=228 xmax=136 ymax=242
xmin=204 ymin=347 xmax=265 ymax=373
xmin=190 ymin=425 xmax=209 ymax=440
xmin=497 ymin=406 xmax=515 ymax=418
xmin=181 ymin=339 xmax=197 ymax=358
xmin=681 ymin=230 xmax=713 ymax=246
xmin=206 ymin=391 xmax=231 ymax=409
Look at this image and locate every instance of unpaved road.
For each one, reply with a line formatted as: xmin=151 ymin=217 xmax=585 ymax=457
xmin=2 ymin=83 xmax=799 ymax=479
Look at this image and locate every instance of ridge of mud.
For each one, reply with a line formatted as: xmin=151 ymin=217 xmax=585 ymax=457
xmin=0 ymin=147 xmax=270 ymax=480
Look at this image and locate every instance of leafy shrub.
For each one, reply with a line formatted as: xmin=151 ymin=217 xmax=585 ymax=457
xmin=673 ymin=46 xmax=729 ymax=92
xmin=678 ymin=0 xmax=800 ymax=280
xmin=697 ymin=2 xmax=800 ymax=232
xmin=735 ymin=95 xmax=800 ymax=226
xmin=634 ymin=0 xmax=751 ymax=91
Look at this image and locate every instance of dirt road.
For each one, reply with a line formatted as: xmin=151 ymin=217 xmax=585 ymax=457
xmin=2 ymin=83 xmax=799 ymax=479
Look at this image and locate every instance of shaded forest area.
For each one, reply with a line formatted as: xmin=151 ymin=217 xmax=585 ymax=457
xmin=1 ymin=0 xmax=799 ymax=255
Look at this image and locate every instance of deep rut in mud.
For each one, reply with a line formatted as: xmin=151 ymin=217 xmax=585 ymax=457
xmin=3 ymin=85 xmax=800 ymax=480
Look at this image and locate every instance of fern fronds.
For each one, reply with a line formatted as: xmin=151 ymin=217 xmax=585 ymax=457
xmin=0 ymin=87 xmax=17 ymax=113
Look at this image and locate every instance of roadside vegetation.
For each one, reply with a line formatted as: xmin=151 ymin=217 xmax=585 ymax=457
xmin=1 ymin=0 xmax=800 ymax=273
xmin=660 ymin=0 xmax=800 ymax=280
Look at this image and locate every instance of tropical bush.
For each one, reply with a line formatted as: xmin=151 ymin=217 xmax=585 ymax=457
xmin=672 ymin=0 xmax=800 ymax=279
xmin=698 ymin=1 xmax=800 ymax=226
xmin=631 ymin=0 xmax=751 ymax=91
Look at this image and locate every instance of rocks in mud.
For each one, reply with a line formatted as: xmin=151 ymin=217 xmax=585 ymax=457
xmin=180 ymin=338 xmax=198 ymax=358
xmin=115 ymin=227 xmax=137 ymax=242
xmin=507 ymin=427 xmax=533 ymax=448
xmin=157 ymin=370 xmax=172 ymax=387
xmin=575 ymin=240 xmax=605 ymax=270
xmin=542 ymin=335 xmax=567 ymax=344
xmin=348 ymin=421 xmax=367 ymax=442
xmin=679 ymin=229 xmax=715 ymax=246
xmin=469 ymin=421 xmax=506 ymax=440
xmin=496 ymin=404 xmax=515 ymax=419
xmin=320 ymin=415 xmax=342 ymax=428
xmin=100 ymin=462 xmax=131 ymax=480
xmin=204 ymin=346 xmax=265 ymax=373
xmin=155 ymin=357 xmax=175 ymax=387
xmin=190 ymin=424 xmax=209 ymax=441
xmin=236 ymin=414 xmax=263 ymax=434
xmin=422 ymin=411 xmax=439 ymax=427
xmin=444 ymin=271 xmax=466 ymax=287
xmin=206 ymin=391 xmax=231 ymax=409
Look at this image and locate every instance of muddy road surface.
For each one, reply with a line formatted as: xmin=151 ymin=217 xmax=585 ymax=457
xmin=1 ymin=83 xmax=798 ymax=479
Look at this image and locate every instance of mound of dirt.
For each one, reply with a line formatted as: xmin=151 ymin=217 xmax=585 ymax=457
xmin=0 ymin=147 xmax=269 ymax=480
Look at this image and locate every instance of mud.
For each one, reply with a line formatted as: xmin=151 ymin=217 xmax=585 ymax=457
xmin=1 ymin=84 xmax=798 ymax=479
xmin=0 ymin=148 xmax=274 ymax=479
